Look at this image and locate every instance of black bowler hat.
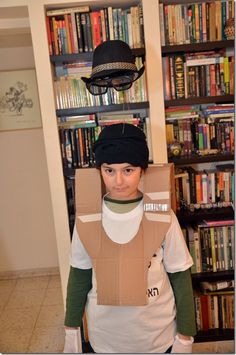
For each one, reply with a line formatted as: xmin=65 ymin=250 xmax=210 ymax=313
xmin=81 ymin=40 xmax=145 ymax=84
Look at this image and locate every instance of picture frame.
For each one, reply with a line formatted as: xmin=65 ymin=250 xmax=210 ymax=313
xmin=0 ymin=69 xmax=42 ymax=131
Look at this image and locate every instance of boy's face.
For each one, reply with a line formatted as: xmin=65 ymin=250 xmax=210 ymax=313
xmin=101 ymin=163 xmax=142 ymax=200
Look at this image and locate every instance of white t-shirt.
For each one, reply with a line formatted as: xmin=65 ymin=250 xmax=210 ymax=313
xmin=71 ymin=199 xmax=193 ymax=353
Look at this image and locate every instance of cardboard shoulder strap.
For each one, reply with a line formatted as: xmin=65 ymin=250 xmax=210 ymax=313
xmin=142 ymin=163 xmax=173 ymax=206
xmin=75 ymin=168 xmax=103 ymax=215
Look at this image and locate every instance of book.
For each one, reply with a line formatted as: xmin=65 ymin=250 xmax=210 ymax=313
xmin=80 ymin=12 xmax=89 ymax=52
xmin=108 ymin=6 xmax=114 ymax=40
xmin=210 ymin=227 xmax=217 ymax=272
xmin=194 ymin=295 xmax=202 ymax=331
xmin=174 ymin=55 xmax=185 ymax=99
xmin=195 ymin=173 xmax=203 ymax=203
xmin=70 ymin=13 xmax=79 ymax=53
xmin=99 ymin=9 xmax=106 ymax=42
xmin=46 ymin=6 xmax=90 ymax=16
xmin=186 ymin=166 xmax=197 ymax=204
xmin=186 ymin=225 xmax=197 ymax=274
xmin=91 ymin=11 xmax=102 ymax=48
xmin=75 ymin=12 xmax=84 ymax=53
xmin=202 ymin=219 xmax=234 ymax=227
xmin=200 ymin=294 xmax=209 ymax=330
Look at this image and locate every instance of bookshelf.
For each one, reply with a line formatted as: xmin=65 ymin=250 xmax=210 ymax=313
xmin=165 ymin=94 xmax=234 ymax=107
xmin=162 ymin=39 xmax=234 ymax=54
xmin=158 ymin=0 xmax=234 ymax=343
xmin=56 ymin=102 xmax=149 ymax=116
xmin=27 ymin=0 xmax=234 ymax=345
xmin=50 ymin=47 xmax=145 ymax=63
xmin=170 ymin=152 xmax=234 ymax=165
xmin=177 ymin=207 xmax=234 ymax=224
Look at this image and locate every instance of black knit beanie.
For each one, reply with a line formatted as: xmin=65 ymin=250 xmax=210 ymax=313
xmin=93 ymin=123 xmax=149 ymax=169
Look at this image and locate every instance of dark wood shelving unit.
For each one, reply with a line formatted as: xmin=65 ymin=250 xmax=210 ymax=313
xmin=176 ymin=207 xmax=234 ymax=224
xmin=50 ymin=47 xmax=145 ymax=63
xmin=169 ymin=153 xmax=234 ymax=165
xmin=162 ymin=39 xmax=234 ymax=54
xmin=195 ymin=329 xmax=234 ymax=343
xmin=160 ymin=3 xmax=235 ymax=348
xmin=56 ymin=101 xmax=149 ymax=116
xmin=165 ymin=94 xmax=234 ymax=107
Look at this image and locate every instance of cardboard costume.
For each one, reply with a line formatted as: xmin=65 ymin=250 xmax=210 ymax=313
xmin=75 ymin=164 xmax=175 ymax=306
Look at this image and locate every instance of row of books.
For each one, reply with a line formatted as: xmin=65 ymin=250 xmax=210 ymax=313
xmin=166 ymin=104 xmax=234 ymax=157
xmin=175 ymin=165 xmax=234 ymax=210
xmin=167 ymin=118 xmax=234 ymax=156
xmin=159 ymin=1 xmax=235 ymax=46
xmin=162 ymin=52 xmax=234 ymax=100
xmin=165 ymin=103 xmax=234 ymax=119
xmin=194 ymin=292 xmax=234 ymax=331
xmin=184 ymin=222 xmax=234 ymax=273
xmin=46 ymin=4 xmax=144 ymax=55
xmin=54 ymin=56 xmax=144 ymax=77
xmin=58 ymin=115 xmax=148 ymax=169
xmin=59 ymin=124 xmax=98 ymax=169
xmin=54 ymin=58 xmax=147 ymax=109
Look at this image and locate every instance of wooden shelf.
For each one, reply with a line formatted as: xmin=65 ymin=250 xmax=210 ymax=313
xmin=191 ymin=270 xmax=234 ymax=282
xmin=177 ymin=207 xmax=234 ymax=224
xmin=162 ymin=40 xmax=234 ymax=54
xmin=50 ymin=47 xmax=145 ymax=63
xmin=56 ymin=102 xmax=149 ymax=117
xmin=169 ymin=153 xmax=234 ymax=165
xmin=164 ymin=95 xmax=234 ymax=107
xmin=195 ymin=329 xmax=234 ymax=343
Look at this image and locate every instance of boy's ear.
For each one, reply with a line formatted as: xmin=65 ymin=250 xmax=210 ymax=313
xmin=101 ymin=178 xmax=107 ymax=195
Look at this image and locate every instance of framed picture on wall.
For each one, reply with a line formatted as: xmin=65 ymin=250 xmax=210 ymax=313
xmin=0 ymin=68 xmax=42 ymax=131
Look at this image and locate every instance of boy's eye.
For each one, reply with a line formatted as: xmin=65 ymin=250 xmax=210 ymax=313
xmin=124 ymin=168 xmax=134 ymax=174
xmin=105 ymin=168 xmax=113 ymax=174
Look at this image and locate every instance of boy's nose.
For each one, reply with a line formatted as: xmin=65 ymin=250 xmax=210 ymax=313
xmin=115 ymin=172 xmax=123 ymax=185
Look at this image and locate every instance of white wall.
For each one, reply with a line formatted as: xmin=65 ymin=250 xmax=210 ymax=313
xmin=0 ymin=45 xmax=59 ymax=273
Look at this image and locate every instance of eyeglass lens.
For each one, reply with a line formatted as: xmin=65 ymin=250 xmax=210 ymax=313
xmin=86 ymin=75 xmax=135 ymax=95
xmin=86 ymin=84 xmax=108 ymax=95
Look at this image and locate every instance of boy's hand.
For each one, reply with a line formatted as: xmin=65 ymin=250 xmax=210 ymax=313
xmin=63 ymin=328 xmax=82 ymax=353
xmin=171 ymin=333 xmax=194 ymax=353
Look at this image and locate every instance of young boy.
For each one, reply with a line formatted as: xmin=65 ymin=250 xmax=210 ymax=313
xmin=63 ymin=123 xmax=196 ymax=353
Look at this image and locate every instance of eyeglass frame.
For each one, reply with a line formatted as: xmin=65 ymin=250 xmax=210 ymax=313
xmin=85 ymin=75 xmax=135 ymax=95
xmin=84 ymin=67 xmax=145 ymax=96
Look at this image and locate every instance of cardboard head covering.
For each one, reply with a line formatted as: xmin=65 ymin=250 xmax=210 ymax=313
xmin=93 ymin=123 xmax=149 ymax=169
xmin=81 ymin=40 xmax=144 ymax=83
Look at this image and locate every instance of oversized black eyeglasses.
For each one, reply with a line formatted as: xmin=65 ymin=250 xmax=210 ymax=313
xmin=85 ymin=74 xmax=138 ymax=95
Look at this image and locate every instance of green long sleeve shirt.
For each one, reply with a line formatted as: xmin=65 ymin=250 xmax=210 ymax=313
xmin=65 ymin=266 xmax=196 ymax=336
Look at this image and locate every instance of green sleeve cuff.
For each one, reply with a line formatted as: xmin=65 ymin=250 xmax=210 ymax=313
xmin=168 ymin=268 xmax=197 ymax=336
xmin=65 ymin=266 xmax=92 ymax=327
